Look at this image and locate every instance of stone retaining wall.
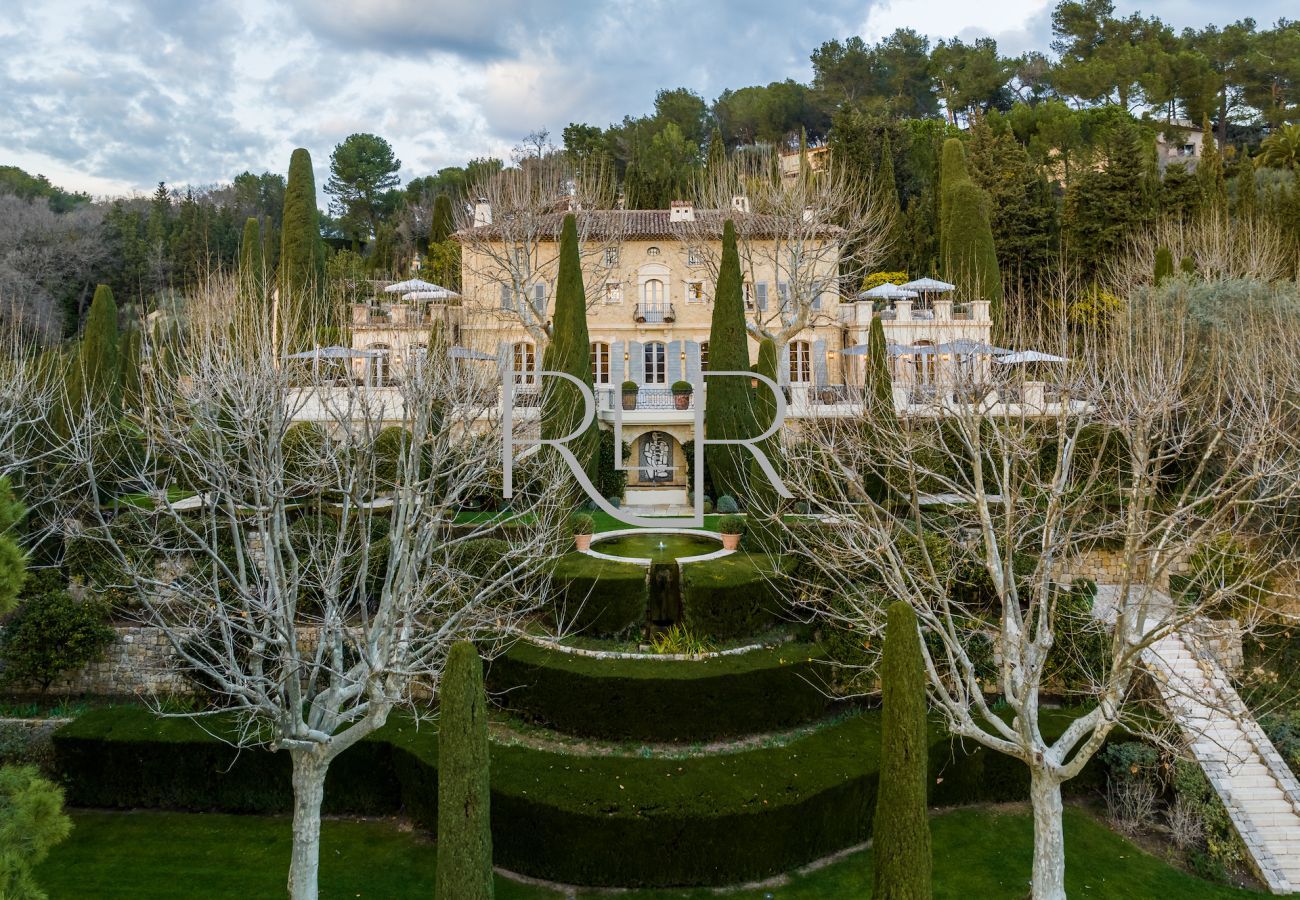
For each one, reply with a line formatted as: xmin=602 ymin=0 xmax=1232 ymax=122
xmin=1 ymin=626 xmax=192 ymax=697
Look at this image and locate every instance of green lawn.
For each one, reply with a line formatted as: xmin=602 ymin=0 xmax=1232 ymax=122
xmin=37 ymin=806 xmax=1259 ymax=899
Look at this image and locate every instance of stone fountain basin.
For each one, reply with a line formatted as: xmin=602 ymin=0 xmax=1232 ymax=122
xmin=584 ymin=528 xmax=732 ymax=565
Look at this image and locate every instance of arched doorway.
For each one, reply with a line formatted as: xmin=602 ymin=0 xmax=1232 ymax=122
xmin=634 ymin=430 xmax=678 ymax=485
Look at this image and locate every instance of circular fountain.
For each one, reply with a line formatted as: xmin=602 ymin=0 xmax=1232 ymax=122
xmin=585 ymin=529 xmax=731 ymax=626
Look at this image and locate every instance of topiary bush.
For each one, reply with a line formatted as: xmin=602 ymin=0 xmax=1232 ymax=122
xmin=717 ymin=514 xmax=744 ymax=535
xmin=679 ymin=553 xmax=794 ymax=639
xmin=716 ymin=494 xmax=739 ymax=514
xmin=549 ymin=553 xmax=647 ymax=636
xmin=0 ymin=588 xmax=114 ymax=692
xmin=570 ymin=513 xmax=594 ymax=535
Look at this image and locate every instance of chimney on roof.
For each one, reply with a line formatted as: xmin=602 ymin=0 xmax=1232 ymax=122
xmin=669 ymin=200 xmax=694 ymax=222
xmin=731 ymin=195 xmax=750 ymax=214
xmin=473 ymin=198 xmax=492 ymax=227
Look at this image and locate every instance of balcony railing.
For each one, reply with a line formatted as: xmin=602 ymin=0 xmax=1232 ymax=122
xmin=597 ymin=386 xmax=694 ymax=411
xmin=633 ymin=303 xmax=676 ymax=324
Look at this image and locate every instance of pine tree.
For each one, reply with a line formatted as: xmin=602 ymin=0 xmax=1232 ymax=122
xmin=1197 ymin=115 xmax=1227 ymax=213
xmin=746 ymin=338 xmax=782 ymax=551
xmin=705 ymin=220 xmax=757 ymax=502
xmin=943 ymin=180 xmax=1002 ymax=325
xmin=967 ymin=118 xmax=1057 ymax=290
xmin=279 ymin=148 xmax=327 ymax=350
xmin=0 ymin=763 xmax=71 ymax=898
xmin=238 ymin=217 xmax=264 ymax=316
xmin=431 ymin=194 xmax=455 ymax=245
xmin=938 ymin=138 xmax=969 ymax=263
xmin=873 ymin=600 xmax=932 ymax=900
xmin=541 ymin=214 xmax=599 ymax=495
xmin=1063 ymin=119 xmax=1153 ymax=277
xmin=436 ymin=641 xmax=493 ymax=900
xmin=1154 ymin=246 xmax=1174 ymax=285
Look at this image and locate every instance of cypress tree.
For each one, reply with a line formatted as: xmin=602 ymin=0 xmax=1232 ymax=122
xmin=279 ymin=148 xmax=326 ymax=350
xmin=238 ymin=216 xmax=264 ymax=315
xmin=938 ymin=138 xmax=969 ymax=262
xmin=705 ymin=220 xmax=757 ymax=502
xmin=437 ymin=641 xmax=493 ymax=900
xmin=72 ymin=285 xmax=120 ymax=415
xmin=1198 ymin=115 xmax=1227 ymax=213
xmin=1234 ymin=155 xmax=1257 ymax=219
xmin=873 ymin=600 xmax=932 ymax=900
xmin=865 ymin=316 xmax=892 ymax=413
xmin=705 ymin=127 xmax=725 ymax=182
xmin=746 ymin=338 xmax=782 ymax=551
xmin=943 ymin=180 xmax=1002 ymax=325
xmin=0 ymin=477 xmax=26 ymax=615
xmin=118 ymin=328 xmax=143 ymax=413
xmin=1154 ymin=246 xmax=1174 ymax=285
xmin=875 ymin=134 xmax=905 ymax=272
xmin=541 ymin=214 xmax=599 ymax=495
xmin=431 ymin=194 xmax=455 ymax=245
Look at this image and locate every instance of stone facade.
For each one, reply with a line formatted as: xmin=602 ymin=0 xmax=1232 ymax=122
xmin=2 ymin=626 xmax=192 ymax=697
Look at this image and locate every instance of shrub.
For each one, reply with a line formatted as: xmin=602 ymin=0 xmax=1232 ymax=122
xmin=549 ymin=553 xmax=646 ymax=636
xmin=1176 ymin=533 xmax=1268 ymax=616
xmin=371 ymin=426 xmax=412 ymax=490
xmin=487 ymin=641 xmax=834 ymax=742
xmin=621 ymin=380 xmax=637 ymax=393
xmin=680 ymin=553 xmax=794 ymax=639
xmin=596 ymin=430 xmax=628 ymax=500
xmin=701 ymin=498 xmax=714 ymax=514
xmin=718 ymin=514 xmax=744 ymax=535
xmin=1171 ymin=757 xmax=1247 ymax=880
xmin=570 ymin=513 xmax=594 ymax=536
xmin=649 ymin=624 xmax=715 ymax=656
xmin=0 ymin=477 xmax=26 ymax=616
xmin=874 ymin=602 xmax=931 ymax=900
xmin=670 ymin=380 xmax=692 ymax=394
xmin=716 ymin=495 xmax=739 ymax=514
xmin=0 ymin=764 xmax=72 ymax=898
xmin=438 ymin=642 xmax=493 ymax=900
xmin=0 ymin=589 xmax=114 ymax=692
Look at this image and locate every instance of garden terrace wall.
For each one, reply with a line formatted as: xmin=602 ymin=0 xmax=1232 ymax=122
xmin=0 ymin=625 xmax=192 ymax=697
xmin=679 ymin=553 xmax=796 ymax=639
xmin=52 ymin=706 xmax=1111 ymax=888
xmin=486 ymin=641 xmax=837 ymax=742
xmin=549 ymin=554 xmax=647 ymax=636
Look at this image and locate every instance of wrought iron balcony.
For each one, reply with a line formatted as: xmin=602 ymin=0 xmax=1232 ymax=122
xmin=633 ymin=303 xmax=676 ymax=324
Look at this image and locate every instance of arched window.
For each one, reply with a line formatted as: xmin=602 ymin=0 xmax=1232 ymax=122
xmin=643 ymin=278 xmax=664 ymax=306
xmin=512 ymin=341 xmax=536 ymax=386
xmin=590 ymin=341 xmax=611 ymax=384
xmin=644 ymin=341 xmax=666 ymax=384
xmin=788 ymin=340 xmax=811 ymax=384
xmin=367 ymin=344 xmax=392 ymax=385
xmin=912 ymin=342 xmax=935 ymax=384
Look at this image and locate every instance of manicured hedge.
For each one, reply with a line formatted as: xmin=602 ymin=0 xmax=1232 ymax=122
xmin=486 ymin=640 xmax=837 ymax=742
xmin=680 ymin=553 xmax=796 ymax=639
xmin=52 ymin=705 xmax=1112 ymax=888
xmin=549 ymin=553 xmax=647 ymax=636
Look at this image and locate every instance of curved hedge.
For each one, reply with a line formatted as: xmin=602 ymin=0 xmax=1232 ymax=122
xmin=52 ymin=706 xmax=1109 ymax=888
xmin=549 ymin=553 xmax=647 ymax=637
xmin=486 ymin=640 xmax=836 ymax=742
xmin=680 ymin=553 xmax=796 ymax=639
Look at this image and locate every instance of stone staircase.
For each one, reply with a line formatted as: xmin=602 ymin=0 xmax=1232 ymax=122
xmin=1144 ymin=628 xmax=1300 ymax=894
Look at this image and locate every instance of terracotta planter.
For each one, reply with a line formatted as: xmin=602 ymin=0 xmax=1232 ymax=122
xmin=574 ymin=534 xmax=593 ymax=551
xmin=721 ymin=533 xmax=741 ymax=550
xmin=622 ymin=392 xmax=638 ymax=410
xmin=673 ymin=392 xmax=691 ymax=410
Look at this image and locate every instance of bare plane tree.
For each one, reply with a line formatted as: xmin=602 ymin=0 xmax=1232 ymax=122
xmin=1107 ymin=213 xmax=1294 ymax=295
xmin=455 ymin=156 xmax=621 ymax=350
xmin=677 ymin=150 xmax=892 ymax=345
xmin=781 ymin=295 xmax=1300 ymax=899
xmin=46 ymin=295 xmax=567 ymax=900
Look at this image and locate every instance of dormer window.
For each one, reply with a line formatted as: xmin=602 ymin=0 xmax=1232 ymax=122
xmin=647 ymin=246 xmax=661 ymax=257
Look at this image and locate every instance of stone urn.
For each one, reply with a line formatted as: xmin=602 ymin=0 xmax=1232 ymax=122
xmin=575 ymin=534 xmax=593 ymax=551
xmin=721 ymin=533 xmax=741 ymax=550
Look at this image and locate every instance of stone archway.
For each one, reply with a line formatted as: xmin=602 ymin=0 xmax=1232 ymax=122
xmin=634 ymin=430 xmax=677 ymax=485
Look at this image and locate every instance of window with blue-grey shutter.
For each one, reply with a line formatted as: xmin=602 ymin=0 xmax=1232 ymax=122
xmin=777 ymin=282 xmax=789 ymax=313
xmin=813 ymin=339 xmax=829 ymax=385
xmin=533 ymin=283 xmax=546 ymax=316
xmin=778 ymin=341 xmax=791 ymax=384
xmin=684 ymin=340 xmax=701 ymax=386
xmin=611 ymin=341 xmax=625 ymax=385
xmin=756 ymin=282 xmax=768 ymax=310
xmin=628 ymin=341 xmax=645 ymax=384
xmin=499 ymin=284 xmax=512 ymax=310
xmin=667 ymin=340 xmax=683 ymax=383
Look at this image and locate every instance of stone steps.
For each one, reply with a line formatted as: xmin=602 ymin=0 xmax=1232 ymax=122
xmin=1144 ymin=627 xmax=1300 ymax=895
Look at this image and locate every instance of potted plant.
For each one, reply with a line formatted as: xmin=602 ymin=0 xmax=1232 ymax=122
xmin=671 ymin=380 xmax=693 ymax=410
xmin=621 ymin=380 xmax=639 ymax=411
xmin=718 ymin=514 xmax=744 ymax=550
xmin=571 ymin=513 xmax=595 ymax=551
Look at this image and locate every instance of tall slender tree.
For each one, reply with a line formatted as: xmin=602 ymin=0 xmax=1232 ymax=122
xmin=74 ymin=285 xmax=120 ymax=415
xmin=279 ymin=149 xmax=326 ymax=349
xmin=437 ymin=641 xmax=493 ymax=900
xmin=431 ymin=194 xmax=455 ymax=246
xmin=541 ymin=214 xmax=599 ymax=493
xmin=865 ymin=315 xmax=892 ymax=411
xmin=705 ymin=220 xmax=757 ymax=501
xmin=1197 ymin=114 xmax=1227 ymax=213
xmin=873 ymin=600 xmax=932 ymax=900
xmin=0 ymin=477 xmax=26 ymax=615
xmin=875 ymin=134 xmax=905 ymax=271
xmin=943 ymin=180 xmax=1002 ymax=325
xmin=746 ymin=338 xmax=782 ymax=550
xmin=938 ymin=138 xmax=969 ymax=263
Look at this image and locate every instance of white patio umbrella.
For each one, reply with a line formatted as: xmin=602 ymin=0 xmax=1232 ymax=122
xmin=888 ymin=343 xmax=937 ymax=356
xmin=899 ymin=277 xmax=956 ymax=293
xmin=286 ymin=346 xmax=386 ymax=359
xmin=938 ymin=339 xmax=1012 ymax=355
xmin=857 ymin=282 xmax=919 ymax=301
xmin=994 ymin=350 xmax=1071 ymax=364
xmin=448 ymin=346 xmax=497 ymax=361
xmin=384 ymin=278 xmax=443 ymax=293
xmin=403 ymin=288 xmax=457 ymax=300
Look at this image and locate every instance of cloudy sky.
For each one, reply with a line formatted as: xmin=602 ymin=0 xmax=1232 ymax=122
xmin=0 ymin=0 xmax=1287 ymax=198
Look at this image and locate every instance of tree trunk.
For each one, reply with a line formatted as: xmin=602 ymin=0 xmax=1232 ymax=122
xmin=288 ymin=748 xmax=329 ymax=900
xmin=1030 ymin=767 xmax=1067 ymax=900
